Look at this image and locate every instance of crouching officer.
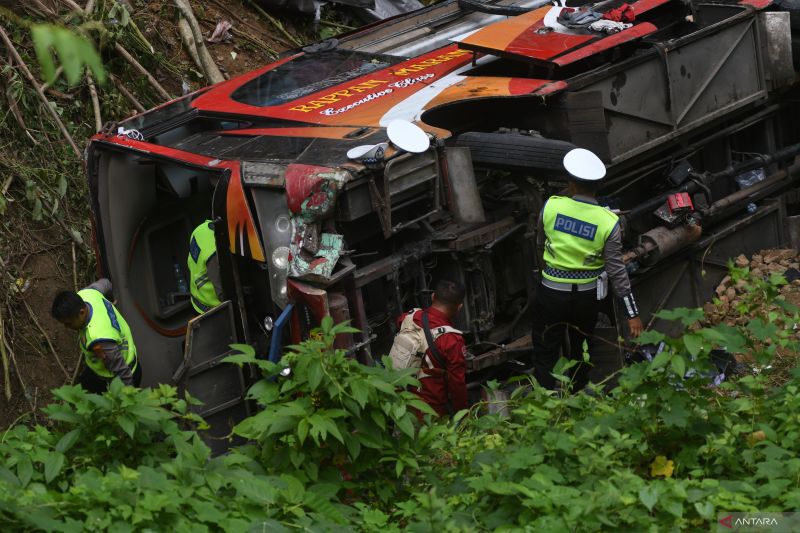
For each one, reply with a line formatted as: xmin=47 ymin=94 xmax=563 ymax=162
xmin=532 ymin=148 xmax=643 ymax=391
xmin=187 ymin=219 xmax=224 ymax=314
xmin=51 ymin=279 xmax=141 ymax=393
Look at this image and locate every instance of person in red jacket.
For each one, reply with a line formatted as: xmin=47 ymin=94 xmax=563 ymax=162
xmin=401 ymin=280 xmax=468 ymax=417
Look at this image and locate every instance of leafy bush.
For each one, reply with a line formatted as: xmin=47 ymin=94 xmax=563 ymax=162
xmin=0 ymin=378 xmax=357 ymax=531
xmin=224 ymin=318 xmax=442 ymax=500
xmin=0 ymin=269 xmax=799 ymax=531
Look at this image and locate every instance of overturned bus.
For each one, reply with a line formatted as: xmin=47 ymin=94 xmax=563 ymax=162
xmin=87 ymin=0 xmax=800 ymax=446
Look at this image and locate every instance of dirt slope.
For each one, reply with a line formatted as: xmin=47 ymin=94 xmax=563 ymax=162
xmin=0 ymin=0 xmax=328 ymax=428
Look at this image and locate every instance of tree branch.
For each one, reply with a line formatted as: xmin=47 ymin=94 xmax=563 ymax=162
xmin=0 ymin=25 xmax=82 ymax=160
xmin=114 ymin=42 xmax=172 ymax=102
xmin=110 ymin=74 xmax=145 ymax=113
xmin=172 ymin=0 xmax=225 ymax=84
xmin=86 ymin=73 xmax=102 ymax=132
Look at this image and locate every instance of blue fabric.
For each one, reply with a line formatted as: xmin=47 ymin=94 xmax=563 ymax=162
xmin=189 ymin=236 xmax=201 ymax=263
xmin=553 ymin=214 xmax=598 ymax=241
xmin=102 ymin=299 xmax=121 ymax=332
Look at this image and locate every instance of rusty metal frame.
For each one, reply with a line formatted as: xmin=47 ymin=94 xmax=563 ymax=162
xmin=630 ymin=198 xmax=787 ymax=337
xmin=565 ymin=4 xmax=771 ymax=166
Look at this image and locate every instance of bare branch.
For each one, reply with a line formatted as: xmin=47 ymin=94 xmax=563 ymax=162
xmin=110 ymin=74 xmax=145 ymax=113
xmin=114 ymin=43 xmax=172 ymax=102
xmin=0 ymin=25 xmax=82 ymax=160
xmin=172 ymin=0 xmax=225 ymax=84
xmin=86 ymin=73 xmax=102 ymax=132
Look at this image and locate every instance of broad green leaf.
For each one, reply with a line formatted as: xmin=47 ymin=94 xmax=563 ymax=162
xmin=43 ymin=452 xmax=65 ymax=483
xmin=663 ymin=498 xmax=684 ymax=518
xmin=661 ymin=396 xmax=689 ymax=428
xmin=322 ymin=419 xmax=345 ymax=444
xmin=16 ymin=457 xmax=33 ymax=487
xmin=267 ymin=415 xmax=300 ymax=436
xmin=350 ymin=381 xmax=369 ymax=408
xmin=639 ymin=485 xmax=659 ymax=511
xmin=636 ymin=330 xmax=666 ymax=347
xmin=55 ymin=429 xmax=81 ymax=453
xmin=222 ymin=354 xmax=257 ymax=366
xmin=109 ymin=377 xmax=124 ymax=395
xmin=681 ymin=333 xmax=704 ymax=357
xmin=229 ymin=343 xmax=256 ymax=356
xmin=694 ymin=501 xmax=715 ymax=519
xmin=118 ymin=416 xmax=136 ymax=438
xmin=298 ymin=418 xmax=309 ymax=444
xmin=307 ymin=362 xmax=324 ymax=390
xmin=747 ymin=319 xmax=778 ymax=342
xmin=368 ymin=378 xmax=396 ymax=395
xmin=651 ymin=351 xmax=671 ymax=370
xmin=128 ymin=405 xmax=171 ymax=422
xmin=670 ymin=355 xmax=686 ymax=378
xmin=0 ymin=466 xmax=19 ymax=487
xmin=769 ymin=272 xmax=787 ymax=286
xmin=396 ymin=413 xmax=415 ymax=438
xmin=46 ymin=410 xmax=80 ymax=424
xmin=86 ymin=393 xmax=112 ymax=410
xmin=655 ymin=308 xmax=704 ymax=326
xmin=31 ymin=24 xmax=106 ymax=86
xmin=345 ymin=434 xmax=361 ymax=460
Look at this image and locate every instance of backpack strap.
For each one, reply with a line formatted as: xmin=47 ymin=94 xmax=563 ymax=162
xmin=422 ymin=311 xmax=454 ymax=418
xmin=431 ymin=326 xmax=462 ymax=340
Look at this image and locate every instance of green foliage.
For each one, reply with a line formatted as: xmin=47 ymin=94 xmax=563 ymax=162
xmin=31 ymin=24 xmax=106 ymax=85
xmin=225 ymin=317 xmax=440 ymax=496
xmin=0 ymin=379 xmax=355 ymax=531
xmin=0 ymin=270 xmax=799 ymax=530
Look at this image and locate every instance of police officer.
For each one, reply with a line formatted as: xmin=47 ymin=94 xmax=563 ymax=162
xmin=532 ymin=148 xmax=643 ymax=391
xmin=51 ymin=279 xmax=141 ymax=393
xmin=187 ymin=220 xmax=224 ymax=314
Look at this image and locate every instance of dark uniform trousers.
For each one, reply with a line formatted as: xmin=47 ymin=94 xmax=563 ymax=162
xmin=79 ymin=363 xmax=143 ymax=394
xmin=531 ymin=284 xmax=600 ymax=391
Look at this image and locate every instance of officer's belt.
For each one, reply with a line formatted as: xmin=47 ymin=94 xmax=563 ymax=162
xmin=543 ymin=266 xmax=603 ymax=280
xmin=541 ymin=278 xmax=597 ymax=292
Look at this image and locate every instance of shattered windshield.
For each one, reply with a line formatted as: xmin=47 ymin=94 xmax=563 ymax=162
xmin=230 ymin=50 xmax=401 ymax=107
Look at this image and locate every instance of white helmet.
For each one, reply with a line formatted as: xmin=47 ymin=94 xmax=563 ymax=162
xmin=563 ymin=148 xmax=606 ymax=182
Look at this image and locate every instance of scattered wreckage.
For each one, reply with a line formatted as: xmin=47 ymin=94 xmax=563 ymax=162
xmin=88 ymin=0 xmax=800 ymax=447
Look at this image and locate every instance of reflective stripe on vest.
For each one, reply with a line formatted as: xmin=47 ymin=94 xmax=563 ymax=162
xmin=542 ymin=196 xmax=618 ymax=284
xmin=188 ymin=220 xmax=221 ymax=313
xmin=77 ymin=289 xmax=137 ymax=378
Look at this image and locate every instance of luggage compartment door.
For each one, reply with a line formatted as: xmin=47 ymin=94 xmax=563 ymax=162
xmin=173 ymin=301 xmax=250 ymax=455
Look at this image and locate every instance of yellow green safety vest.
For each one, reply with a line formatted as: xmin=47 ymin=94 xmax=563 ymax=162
xmin=188 ymin=220 xmax=221 ymax=313
xmin=77 ymin=288 xmax=138 ymax=378
xmin=542 ymin=196 xmax=619 ymax=284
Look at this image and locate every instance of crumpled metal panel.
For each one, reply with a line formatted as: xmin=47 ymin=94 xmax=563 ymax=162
xmin=288 ymin=215 xmax=344 ymax=282
xmin=284 ymin=163 xmax=349 ymax=222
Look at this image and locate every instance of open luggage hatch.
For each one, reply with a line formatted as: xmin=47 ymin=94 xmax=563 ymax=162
xmin=173 ymin=301 xmax=250 ymax=455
